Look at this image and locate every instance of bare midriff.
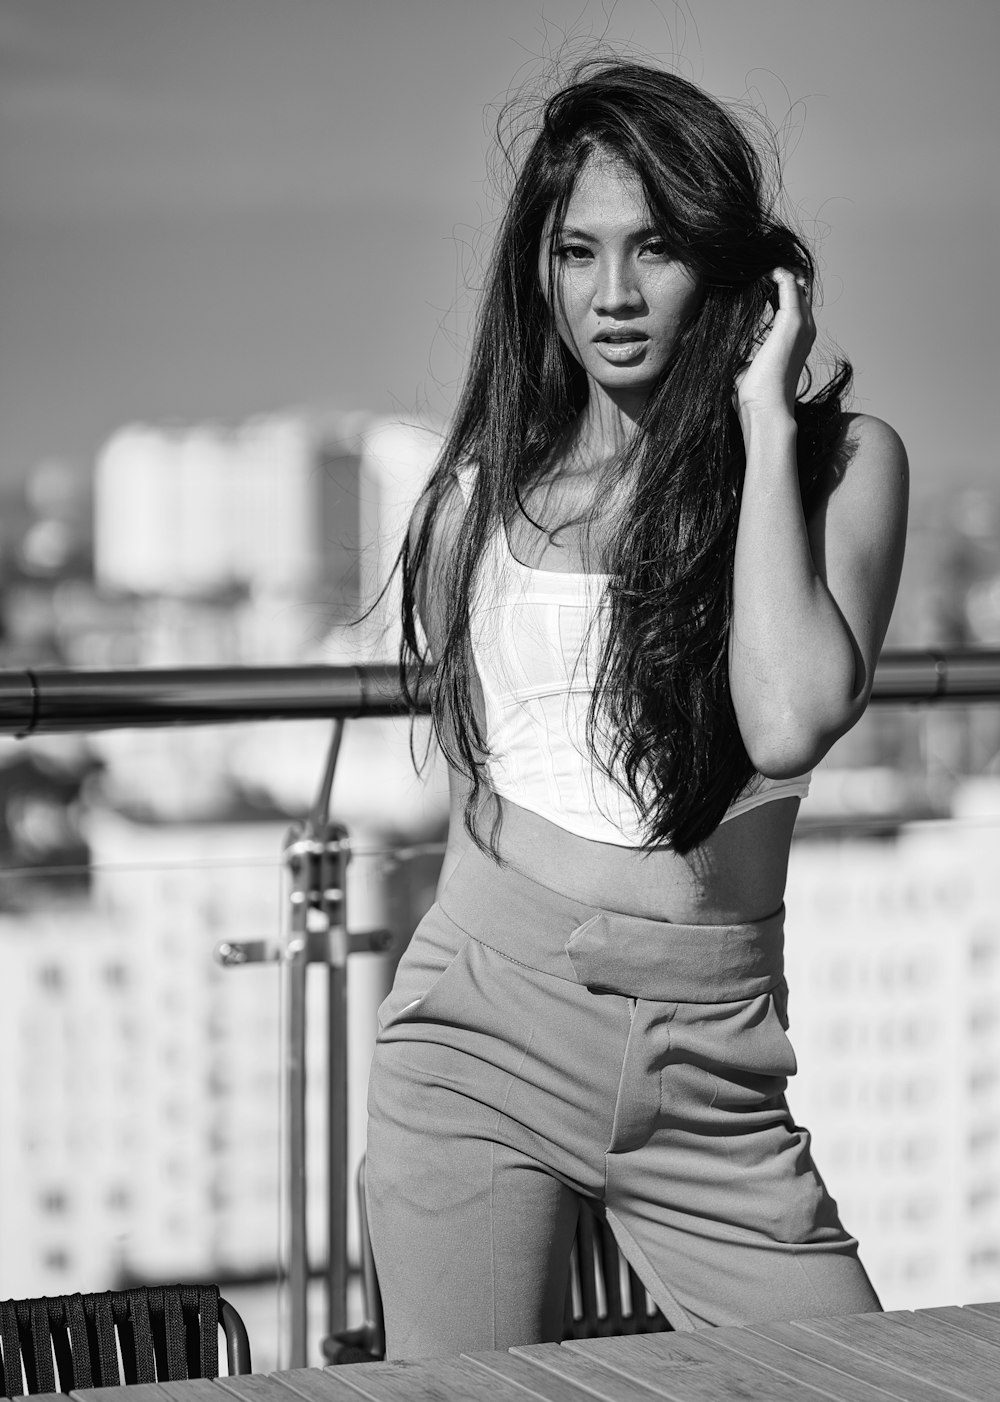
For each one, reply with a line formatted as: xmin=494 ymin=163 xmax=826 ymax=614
xmin=438 ymin=788 xmax=800 ymax=926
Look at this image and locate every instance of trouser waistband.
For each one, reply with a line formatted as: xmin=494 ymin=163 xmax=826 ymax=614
xmin=438 ymin=845 xmax=784 ymax=1005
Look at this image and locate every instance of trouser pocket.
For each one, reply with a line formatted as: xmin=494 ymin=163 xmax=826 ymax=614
xmin=376 ymin=904 xmax=471 ymax=1034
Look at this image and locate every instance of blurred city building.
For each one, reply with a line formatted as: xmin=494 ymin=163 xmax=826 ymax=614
xmin=0 ymin=815 xmax=292 ymax=1299
xmin=0 ymin=411 xmax=447 ymax=1365
xmin=89 ymin=409 xmax=440 ymax=666
xmin=786 ymin=810 xmax=1000 ymax=1310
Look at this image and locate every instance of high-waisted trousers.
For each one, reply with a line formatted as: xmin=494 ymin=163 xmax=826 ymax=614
xmin=365 ymin=845 xmax=879 ymax=1359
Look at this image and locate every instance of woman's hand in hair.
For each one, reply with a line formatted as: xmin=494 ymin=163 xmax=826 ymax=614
xmin=735 ymin=268 xmax=815 ymax=430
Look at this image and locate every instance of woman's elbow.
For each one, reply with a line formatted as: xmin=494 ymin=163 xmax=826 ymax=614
xmin=742 ymin=693 xmax=867 ymax=777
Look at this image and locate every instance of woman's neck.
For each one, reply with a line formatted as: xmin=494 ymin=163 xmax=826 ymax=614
xmin=575 ymin=382 xmax=646 ymax=462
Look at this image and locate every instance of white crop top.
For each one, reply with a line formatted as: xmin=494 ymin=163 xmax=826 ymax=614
xmin=457 ymin=469 xmax=811 ymax=846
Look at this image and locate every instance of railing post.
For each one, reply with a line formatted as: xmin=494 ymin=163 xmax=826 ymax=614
xmin=216 ymin=714 xmax=398 ymax=1365
xmin=325 ymin=831 xmax=350 ymax=1349
xmin=280 ymin=814 xmax=353 ymax=1366
xmin=281 ymin=826 xmax=312 ymax=1368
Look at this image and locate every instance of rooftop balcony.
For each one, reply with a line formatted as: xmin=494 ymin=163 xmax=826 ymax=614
xmin=2 ymin=652 xmax=1000 ymax=1370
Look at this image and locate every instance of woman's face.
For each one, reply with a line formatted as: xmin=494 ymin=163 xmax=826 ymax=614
xmin=540 ymin=154 xmax=702 ymax=414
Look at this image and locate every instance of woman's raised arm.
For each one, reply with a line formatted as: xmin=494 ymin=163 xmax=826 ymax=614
xmin=728 ymin=270 xmax=909 ymax=776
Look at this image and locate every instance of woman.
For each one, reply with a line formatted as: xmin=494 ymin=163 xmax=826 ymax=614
xmin=366 ymin=59 xmax=907 ymax=1359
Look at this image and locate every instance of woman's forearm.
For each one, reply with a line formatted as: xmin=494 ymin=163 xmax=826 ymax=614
xmin=729 ymin=410 xmax=860 ymax=775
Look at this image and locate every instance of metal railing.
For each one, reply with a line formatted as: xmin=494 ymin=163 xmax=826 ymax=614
xmin=0 ymin=662 xmax=409 ymax=736
xmin=2 ymin=648 xmax=1000 ymax=739
xmin=2 ymin=647 xmax=999 ymax=1366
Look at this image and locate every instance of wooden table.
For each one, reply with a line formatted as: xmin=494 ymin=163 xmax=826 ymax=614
xmin=36 ymin=1304 xmax=1000 ymax=1402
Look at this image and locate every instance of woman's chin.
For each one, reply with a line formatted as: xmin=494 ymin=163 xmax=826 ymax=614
xmin=586 ymin=362 xmax=662 ymax=403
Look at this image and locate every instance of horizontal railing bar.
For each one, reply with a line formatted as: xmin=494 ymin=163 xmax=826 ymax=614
xmin=0 ymin=648 xmax=999 ymax=737
xmin=0 ymin=662 xmax=412 ymax=736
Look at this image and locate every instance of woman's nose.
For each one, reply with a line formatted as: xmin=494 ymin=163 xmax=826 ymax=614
xmin=593 ymin=256 xmax=642 ymax=314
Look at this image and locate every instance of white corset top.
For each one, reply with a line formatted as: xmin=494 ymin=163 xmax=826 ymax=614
xmin=466 ymin=494 xmax=811 ymax=847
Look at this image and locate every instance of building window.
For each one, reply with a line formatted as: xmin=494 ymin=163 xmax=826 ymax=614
xmin=103 ymin=962 xmax=128 ymax=988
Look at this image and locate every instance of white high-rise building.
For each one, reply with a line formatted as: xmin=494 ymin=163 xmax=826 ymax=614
xmin=352 ymin=418 xmax=443 ymax=658
xmin=0 ymin=817 xmax=291 ymax=1298
xmin=93 ymin=412 xmax=441 ymax=619
xmin=0 ymin=904 xmax=140 ymax=1297
xmin=784 ymin=815 xmax=1000 ymax=1310
xmin=91 ymin=410 xmax=443 ymax=669
xmin=93 ymin=414 xmax=365 ymax=601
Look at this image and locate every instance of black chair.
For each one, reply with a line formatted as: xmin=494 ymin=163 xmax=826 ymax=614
xmin=563 ymin=1199 xmax=670 ymax=1339
xmin=328 ymin=1156 xmax=669 ymax=1361
xmin=0 ymin=1285 xmax=251 ymax=1396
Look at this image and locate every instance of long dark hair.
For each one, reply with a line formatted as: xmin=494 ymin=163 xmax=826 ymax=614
xmin=401 ymin=59 xmax=850 ymax=855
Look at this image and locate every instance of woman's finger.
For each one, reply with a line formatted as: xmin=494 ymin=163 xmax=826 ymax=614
xmin=771 ymin=266 xmax=809 ymax=312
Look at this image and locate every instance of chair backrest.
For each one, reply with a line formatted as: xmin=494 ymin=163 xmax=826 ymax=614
xmin=563 ymin=1198 xmax=670 ymax=1339
xmin=0 ymin=1285 xmax=251 ymax=1396
xmin=329 ymin=1158 xmax=668 ymax=1363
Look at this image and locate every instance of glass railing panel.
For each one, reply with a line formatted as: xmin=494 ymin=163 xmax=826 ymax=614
xmin=0 ymin=838 xmax=448 ymax=1371
xmin=7 ymin=693 xmax=1000 ymax=1354
xmin=0 ymin=845 xmax=288 ymax=1366
xmin=0 ymin=721 xmax=447 ymax=1369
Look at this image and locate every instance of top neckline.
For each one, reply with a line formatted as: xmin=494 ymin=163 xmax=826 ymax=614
xmin=500 ymin=523 xmax=611 ymax=581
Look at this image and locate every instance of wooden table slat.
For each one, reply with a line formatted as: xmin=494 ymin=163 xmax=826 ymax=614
xmin=465 ymin=1345 xmax=643 ymax=1402
xmin=264 ymin=1367 xmax=398 ymax=1402
xmin=158 ymin=1382 xmax=238 ymax=1402
xmin=506 ymin=1340 xmax=703 ymax=1401
xmin=900 ymin=1306 xmax=1000 ymax=1349
xmin=215 ymin=1374 xmax=342 ymax=1402
xmin=701 ymin=1318 xmax=915 ymax=1401
xmin=748 ymin=1319 xmax=971 ymax=1402
xmin=70 ymin=1386 xmax=174 ymax=1402
xmin=215 ymin=1372 xmax=376 ymax=1402
xmin=966 ymin=1301 xmax=1000 ymax=1322
xmin=847 ymin=1310 xmax=1000 ymax=1371
xmin=308 ymin=1353 xmax=556 ymax=1402
xmin=793 ymin=1314 xmax=1000 ymax=1402
xmin=561 ymin=1330 xmax=871 ymax=1402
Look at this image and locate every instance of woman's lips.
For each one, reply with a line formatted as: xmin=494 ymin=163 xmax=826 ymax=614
xmin=594 ymin=335 xmax=649 ymax=365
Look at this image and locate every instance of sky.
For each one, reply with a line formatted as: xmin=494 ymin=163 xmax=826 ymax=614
xmin=1 ymin=0 xmax=998 ymax=501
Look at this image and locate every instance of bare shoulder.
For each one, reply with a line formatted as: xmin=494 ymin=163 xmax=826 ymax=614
xmin=813 ymin=412 xmax=908 ymax=543
xmin=831 ymin=412 xmax=908 ymax=501
xmin=406 ymin=459 xmax=468 ymax=569
xmin=409 ymin=465 xmax=473 ymax=655
xmin=408 ymin=465 xmax=473 ymax=559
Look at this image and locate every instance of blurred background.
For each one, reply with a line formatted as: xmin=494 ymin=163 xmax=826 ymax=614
xmin=1 ymin=0 xmax=998 ymax=1370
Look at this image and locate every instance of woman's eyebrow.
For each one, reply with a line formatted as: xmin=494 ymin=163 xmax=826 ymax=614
xmin=553 ymin=223 xmax=663 ymax=242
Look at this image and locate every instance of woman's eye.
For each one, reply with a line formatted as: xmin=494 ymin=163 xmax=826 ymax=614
xmin=641 ymin=240 xmax=670 ymax=258
xmin=555 ymin=244 xmax=592 ymax=262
